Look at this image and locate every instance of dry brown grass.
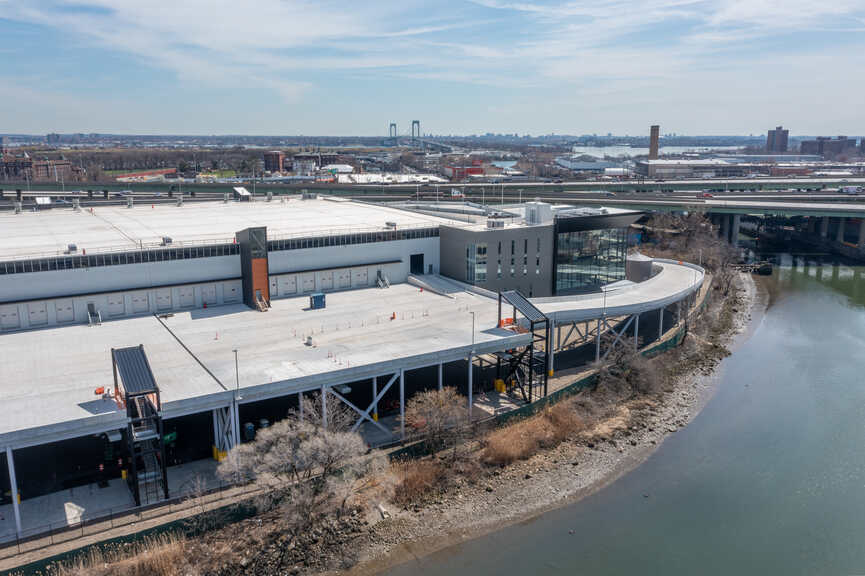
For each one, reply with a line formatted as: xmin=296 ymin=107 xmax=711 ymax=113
xmin=480 ymin=403 xmax=585 ymax=466
xmin=392 ymin=458 xmax=446 ymax=506
xmin=51 ymin=533 xmax=190 ymax=576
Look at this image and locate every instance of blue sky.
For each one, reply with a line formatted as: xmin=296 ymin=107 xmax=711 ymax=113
xmin=1 ymin=0 xmax=864 ymax=136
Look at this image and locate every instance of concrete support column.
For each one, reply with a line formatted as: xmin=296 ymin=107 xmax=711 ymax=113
xmin=820 ymin=216 xmax=829 ymax=238
xmin=372 ymin=377 xmax=378 ymax=421
xmin=730 ymin=214 xmax=741 ymax=246
xmin=549 ymin=318 xmax=557 ymax=375
xmin=6 ymin=446 xmax=22 ymax=537
xmin=437 ymin=363 xmax=443 ymax=390
xmin=321 ymin=384 xmax=327 ymax=428
xmin=467 ymin=356 xmax=473 ymax=421
xmin=634 ymin=314 xmax=640 ymax=351
xmin=859 ymin=219 xmax=865 ymax=249
xmin=298 ymin=391 xmax=303 ymax=420
xmin=659 ymin=307 xmax=665 ymax=340
xmin=808 ymin=217 xmax=817 ymax=234
xmin=399 ymin=369 xmax=405 ymax=439
xmin=720 ymin=214 xmax=729 ymax=242
xmin=836 ymin=217 xmax=846 ymax=243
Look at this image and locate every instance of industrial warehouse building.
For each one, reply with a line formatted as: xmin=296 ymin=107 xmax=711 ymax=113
xmin=0 ymin=195 xmax=703 ymax=541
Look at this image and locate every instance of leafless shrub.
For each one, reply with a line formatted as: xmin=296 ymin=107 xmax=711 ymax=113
xmin=404 ymin=387 xmax=468 ymax=454
xmin=391 ymin=458 xmax=445 ymax=506
xmin=217 ymin=415 xmax=385 ymax=533
xmin=50 ymin=533 xmax=189 ymax=576
xmin=596 ymin=348 xmax=665 ymax=398
xmin=480 ymin=403 xmax=586 ymax=466
xmin=291 ymin=391 xmax=357 ymax=432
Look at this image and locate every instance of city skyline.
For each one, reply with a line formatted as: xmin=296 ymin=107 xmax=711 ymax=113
xmin=1 ymin=0 xmax=865 ymax=136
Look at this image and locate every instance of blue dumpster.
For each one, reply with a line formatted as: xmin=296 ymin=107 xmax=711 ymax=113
xmin=310 ymin=292 xmax=326 ymax=310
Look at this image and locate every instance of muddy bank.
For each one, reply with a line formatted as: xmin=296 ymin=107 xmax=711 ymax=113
xmin=340 ymin=275 xmax=763 ymax=576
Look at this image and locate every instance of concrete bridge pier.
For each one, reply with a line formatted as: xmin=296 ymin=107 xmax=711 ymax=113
xmin=730 ymin=214 xmax=741 ymax=246
xmin=836 ymin=218 xmax=846 ymax=244
xmin=820 ymin=216 xmax=829 ymax=238
xmin=719 ymin=214 xmax=729 ymax=242
xmin=859 ymin=219 xmax=865 ymax=249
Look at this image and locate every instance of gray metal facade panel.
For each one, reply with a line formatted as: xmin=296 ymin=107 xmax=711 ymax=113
xmin=114 ymin=346 xmax=158 ymax=396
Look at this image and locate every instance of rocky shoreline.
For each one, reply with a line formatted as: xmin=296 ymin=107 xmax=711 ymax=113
xmin=338 ymin=274 xmax=762 ymax=576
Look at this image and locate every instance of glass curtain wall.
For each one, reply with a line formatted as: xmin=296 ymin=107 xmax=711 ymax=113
xmin=466 ymin=243 xmax=488 ymax=284
xmin=555 ymin=228 xmax=627 ymax=293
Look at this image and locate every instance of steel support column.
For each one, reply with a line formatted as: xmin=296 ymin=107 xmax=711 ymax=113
xmin=595 ymin=318 xmax=602 ymax=362
xmin=438 ymin=362 xmax=443 ymax=390
xmin=659 ymin=307 xmax=664 ymax=340
xmin=836 ymin=217 xmax=846 ymax=243
xmin=6 ymin=446 xmax=22 ymax=537
xmin=859 ymin=219 xmax=865 ymax=249
xmin=399 ymin=369 xmax=405 ymax=439
xmin=467 ymin=355 xmax=473 ymax=420
xmin=372 ymin=377 xmax=378 ymax=420
xmin=321 ymin=384 xmax=327 ymax=428
xmin=820 ymin=216 xmax=829 ymax=238
xmin=634 ymin=314 xmax=640 ymax=351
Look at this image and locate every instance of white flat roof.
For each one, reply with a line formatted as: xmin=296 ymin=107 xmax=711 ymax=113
xmin=0 ymin=283 xmax=527 ymax=448
xmin=0 ymin=198 xmax=460 ymax=260
xmin=0 ymin=261 xmax=705 ymax=449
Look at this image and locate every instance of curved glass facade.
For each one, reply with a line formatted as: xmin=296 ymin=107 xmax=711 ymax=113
xmin=555 ymin=228 xmax=628 ymax=293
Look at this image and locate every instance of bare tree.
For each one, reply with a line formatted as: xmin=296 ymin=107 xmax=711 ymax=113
xmin=217 ymin=415 xmax=385 ymax=531
xmin=403 ymin=387 xmax=468 ymax=456
xmin=291 ymin=391 xmax=356 ymax=432
xmin=596 ymin=348 xmax=664 ymax=398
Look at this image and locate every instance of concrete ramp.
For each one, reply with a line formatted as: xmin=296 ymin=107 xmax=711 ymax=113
xmin=407 ymin=274 xmax=467 ymax=298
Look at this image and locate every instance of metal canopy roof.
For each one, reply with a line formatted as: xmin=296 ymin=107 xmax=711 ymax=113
xmin=500 ymin=290 xmax=547 ymax=323
xmin=113 ymin=345 xmax=159 ymax=397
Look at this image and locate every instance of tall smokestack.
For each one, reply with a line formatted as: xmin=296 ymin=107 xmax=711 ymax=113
xmin=649 ymin=125 xmax=660 ymax=160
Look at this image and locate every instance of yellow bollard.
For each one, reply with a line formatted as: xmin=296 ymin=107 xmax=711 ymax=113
xmin=372 ymin=413 xmax=379 ymax=422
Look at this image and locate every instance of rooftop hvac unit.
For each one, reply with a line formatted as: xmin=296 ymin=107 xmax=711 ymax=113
xmin=525 ymin=201 xmax=553 ymax=225
xmin=301 ymin=189 xmax=316 ymax=200
xmin=385 ymin=221 xmax=397 ymax=229
xmin=487 ymin=217 xmax=505 ymax=229
xmin=161 ymin=236 xmax=173 ymax=246
xmin=67 ymin=243 xmax=78 ymax=253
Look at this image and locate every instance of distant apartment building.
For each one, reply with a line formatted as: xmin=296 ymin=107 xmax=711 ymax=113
xmin=291 ymin=153 xmax=320 ymax=176
xmin=45 ymin=133 xmax=61 ymax=144
xmin=1 ymin=155 xmax=81 ymax=182
xmin=263 ymin=151 xmax=286 ymax=173
xmin=766 ymin=126 xmax=789 ymax=152
xmin=800 ymin=136 xmax=858 ymax=158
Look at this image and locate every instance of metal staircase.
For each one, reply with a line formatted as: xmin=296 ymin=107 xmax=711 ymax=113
xmin=495 ymin=291 xmax=550 ymax=403
xmin=111 ymin=345 xmax=169 ymax=507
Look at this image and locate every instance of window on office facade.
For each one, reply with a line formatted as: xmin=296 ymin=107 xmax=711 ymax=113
xmin=555 ymin=228 xmax=628 ymax=293
xmin=466 ymin=242 xmax=487 ymax=284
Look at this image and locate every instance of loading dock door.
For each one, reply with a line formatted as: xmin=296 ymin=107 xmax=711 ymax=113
xmin=410 ymin=253 xmax=424 ymax=275
xmin=28 ymin=301 xmax=48 ymax=325
xmin=55 ymin=299 xmax=74 ymax=323
xmin=131 ymin=292 xmax=150 ymax=313
xmin=107 ymin=293 xmax=126 ymax=316
xmin=201 ymin=285 xmax=216 ymax=305
xmin=156 ymin=288 xmax=172 ymax=311
xmin=178 ymin=286 xmax=195 ymax=308
xmin=278 ymin=275 xmax=297 ymax=296
xmin=352 ymin=268 xmax=368 ymax=287
xmin=318 ymin=271 xmax=334 ymax=290
xmin=337 ymin=269 xmax=351 ymax=289
xmin=301 ymin=273 xmax=316 ymax=293
xmin=0 ymin=305 xmax=19 ymax=330
xmin=224 ymin=281 xmax=240 ymax=303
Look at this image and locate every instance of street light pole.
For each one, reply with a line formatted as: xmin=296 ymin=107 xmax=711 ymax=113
xmin=470 ymin=311 xmax=476 ymax=347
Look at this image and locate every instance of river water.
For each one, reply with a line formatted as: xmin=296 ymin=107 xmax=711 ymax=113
xmin=387 ymin=257 xmax=865 ymax=576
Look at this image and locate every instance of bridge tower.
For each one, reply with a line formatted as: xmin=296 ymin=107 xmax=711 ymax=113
xmin=388 ymin=123 xmax=397 ymax=138
xmin=411 ymin=120 xmax=420 ymax=140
